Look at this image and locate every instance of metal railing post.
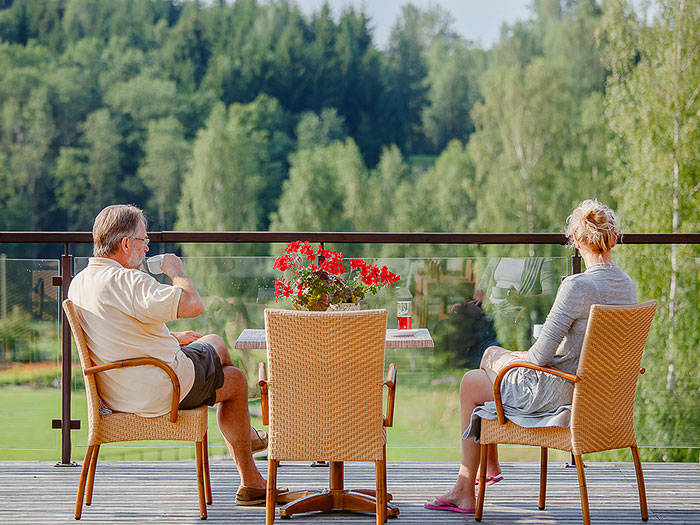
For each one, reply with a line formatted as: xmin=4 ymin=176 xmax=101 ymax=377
xmin=52 ymin=243 xmax=79 ymax=466
xmin=565 ymin=247 xmax=583 ymax=469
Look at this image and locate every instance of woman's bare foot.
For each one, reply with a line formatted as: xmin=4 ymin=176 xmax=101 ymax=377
xmin=486 ymin=465 xmax=502 ymax=479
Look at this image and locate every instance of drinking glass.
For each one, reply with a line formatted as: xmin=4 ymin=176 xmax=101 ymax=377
xmin=397 ymin=300 xmax=412 ymax=329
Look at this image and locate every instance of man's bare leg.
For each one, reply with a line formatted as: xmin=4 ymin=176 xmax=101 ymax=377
xmin=199 ymin=334 xmax=265 ymax=490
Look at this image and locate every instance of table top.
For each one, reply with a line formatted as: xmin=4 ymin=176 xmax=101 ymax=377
xmin=234 ymin=328 xmax=434 ymax=350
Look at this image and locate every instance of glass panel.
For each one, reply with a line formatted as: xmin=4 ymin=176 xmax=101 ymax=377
xmin=615 ymin=250 xmax=700 ymax=461
xmin=0 ymin=257 xmax=60 ymax=459
xmin=32 ymin=247 xmax=700 ymax=462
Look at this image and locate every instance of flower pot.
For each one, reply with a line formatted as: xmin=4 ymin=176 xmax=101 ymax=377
xmin=328 ymin=302 xmax=361 ymax=311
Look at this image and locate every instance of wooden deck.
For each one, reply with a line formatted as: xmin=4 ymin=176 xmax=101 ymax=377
xmin=1 ymin=459 xmax=698 ymax=524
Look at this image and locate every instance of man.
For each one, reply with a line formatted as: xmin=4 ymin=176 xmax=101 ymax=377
xmin=68 ymin=204 xmax=270 ymax=505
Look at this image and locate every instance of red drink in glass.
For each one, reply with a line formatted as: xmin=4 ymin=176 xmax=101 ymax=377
xmin=396 ymin=300 xmax=412 ymax=329
xmin=397 ymin=315 xmax=412 ymax=330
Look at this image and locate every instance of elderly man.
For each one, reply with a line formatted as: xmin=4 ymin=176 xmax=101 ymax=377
xmin=68 ymin=204 xmax=270 ymax=505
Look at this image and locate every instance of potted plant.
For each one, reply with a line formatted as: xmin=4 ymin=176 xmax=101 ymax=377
xmin=273 ymin=240 xmax=400 ymax=311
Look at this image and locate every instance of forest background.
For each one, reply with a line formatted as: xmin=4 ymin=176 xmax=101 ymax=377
xmin=0 ymin=0 xmax=697 ymax=461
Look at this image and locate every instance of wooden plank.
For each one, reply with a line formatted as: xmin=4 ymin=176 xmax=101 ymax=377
xmin=0 ymin=460 xmax=698 ymax=523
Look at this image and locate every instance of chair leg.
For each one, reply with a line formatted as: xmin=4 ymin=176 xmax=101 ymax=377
xmin=475 ymin=443 xmax=488 ymax=522
xmin=203 ymin=433 xmax=212 ymax=505
xmin=631 ymin=446 xmax=649 ymax=521
xmin=85 ymin=444 xmax=100 ymax=506
xmin=266 ymin=459 xmax=278 ymax=525
xmin=195 ymin=441 xmax=207 ymax=519
xmin=383 ymin=445 xmax=388 ymax=510
xmin=539 ymin=447 xmax=548 ymax=510
xmin=75 ymin=445 xmax=96 ymax=520
xmin=574 ymin=454 xmax=590 ymax=525
xmin=375 ymin=459 xmax=387 ymax=524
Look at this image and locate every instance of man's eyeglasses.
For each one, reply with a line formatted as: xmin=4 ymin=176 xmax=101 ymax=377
xmin=130 ymin=236 xmax=150 ymax=246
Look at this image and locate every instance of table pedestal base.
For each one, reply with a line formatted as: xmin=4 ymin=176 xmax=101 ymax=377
xmin=276 ymin=461 xmax=399 ymax=520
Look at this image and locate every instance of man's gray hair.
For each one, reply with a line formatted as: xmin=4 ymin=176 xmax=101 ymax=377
xmin=92 ymin=205 xmax=147 ymax=257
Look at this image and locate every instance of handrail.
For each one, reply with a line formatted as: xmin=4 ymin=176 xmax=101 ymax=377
xmin=1 ymin=231 xmax=699 ymax=244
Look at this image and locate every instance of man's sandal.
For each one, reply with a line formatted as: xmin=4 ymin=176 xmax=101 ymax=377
xmin=235 ymin=485 xmax=289 ymax=506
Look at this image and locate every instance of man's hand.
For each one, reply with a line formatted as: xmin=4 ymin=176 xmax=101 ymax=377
xmin=171 ymin=330 xmax=204 ymax=346
xmin=160 ymin=253 xmax=186 ymax=279
xmin=157 ymin=253 xmax=204 ymax=318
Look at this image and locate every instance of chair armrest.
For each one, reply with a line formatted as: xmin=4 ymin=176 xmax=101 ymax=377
xmin=258 ymin=362 xmax=268 ymax=426
xmin=383 ymin=363 xmax=398 ymax=428
xmin=84 ymin=357 xmax=181 ymax=423
xmin=493 ymin=361 xmax=580 ymax=425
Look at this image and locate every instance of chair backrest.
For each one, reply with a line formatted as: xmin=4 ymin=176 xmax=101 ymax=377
xmin=63 ymin=299 xmax=101 ymax=428
xmin=264 ymin=308 xmax=387 ymax=462
xmin=570 ymin=300 xmax=657 ymax=454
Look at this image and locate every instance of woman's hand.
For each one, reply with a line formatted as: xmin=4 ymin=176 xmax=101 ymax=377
xmin=171 ymin=330 xmax=203 ymax=346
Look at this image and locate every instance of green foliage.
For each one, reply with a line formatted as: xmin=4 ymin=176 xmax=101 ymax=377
xmin=601 ymin=0 xmax=700 ymax=461
xmin=270 ymin=138 xmax=367 ymax=232
xmin=137 ymin=117 xmax=190 ymax=229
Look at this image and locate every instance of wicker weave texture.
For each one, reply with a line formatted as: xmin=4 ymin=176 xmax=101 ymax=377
xmin=92 ymin=406 xmax=207 ymax=444
xmin=264 ymin=309 xmax=387 ymax=462
xmin=63 ymin=299 xmax=103 ymax=436
xmin=570 ymin=301 xmax=657 ymax=455
xmin=481 ymin=419 xmax=572 ymax=451
xmin=63 ymin=300 xmax=208 ymax=446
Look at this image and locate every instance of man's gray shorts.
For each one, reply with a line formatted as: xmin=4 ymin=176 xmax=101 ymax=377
xmin=179 ymin=341 xmax=224 ymax=409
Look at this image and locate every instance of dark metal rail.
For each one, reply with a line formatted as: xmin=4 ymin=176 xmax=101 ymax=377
xmin=2 ymin=231 xmax=699 ymax=244
xmin=1 ymin=231 xmax=698 ymax=465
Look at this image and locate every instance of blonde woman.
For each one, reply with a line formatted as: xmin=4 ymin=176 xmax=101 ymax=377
xmin=425 ymin=200 xmax=637 ymax=514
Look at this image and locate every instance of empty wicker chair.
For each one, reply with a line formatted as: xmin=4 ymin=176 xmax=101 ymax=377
xmin=260 ymin=308 xmax=398 ymax=525
xmin=63 ymin=299 xmax=211 ymax=520
xmin=476 ymin=300 xmax=657 ymax=524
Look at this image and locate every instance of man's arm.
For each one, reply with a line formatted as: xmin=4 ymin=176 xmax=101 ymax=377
xmin=160 ymin=254 xmax=205 ymax=318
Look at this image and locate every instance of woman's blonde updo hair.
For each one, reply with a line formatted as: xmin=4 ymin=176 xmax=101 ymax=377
xmin=565 ymin=199 xmax=619 ymax=253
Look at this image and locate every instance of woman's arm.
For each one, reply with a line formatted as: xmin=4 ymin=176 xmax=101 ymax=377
xmin=526 ymin=277 xmax=586 ymax=366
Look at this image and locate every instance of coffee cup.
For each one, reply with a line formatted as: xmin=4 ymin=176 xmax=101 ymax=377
xmin=533 ymin=324 xmax=544 ymax=340
xmin=146 ymin=254 xmax=165 ymax=274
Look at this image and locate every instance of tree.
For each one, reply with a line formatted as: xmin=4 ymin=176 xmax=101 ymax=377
xmin=295 ymin=107 xmax=346 ymax=151
xmin=138 ymin=117 xmax=190 ymax=230
xmin=270 ymin=138 xmax=368 ymax=232
xmin=2 ymin=87 xmax=55 ymax=232
xmin=177 ymin=101 xmax=268 ymax=247
xmin=422 ymin=40 xmax=487 ymax=152
xmin=602 ymin=0 xmax=699 ymax=460
xmin=55 ymin=108 xmax=122 ymax=230
xmin=469 ymin=59 xmax=571 ymax=238
xmin=366 ymin=144 xmax=409 ymax=233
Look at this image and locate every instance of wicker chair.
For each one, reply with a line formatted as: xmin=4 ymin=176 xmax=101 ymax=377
xmin=476 ymin=300 xmax=657 ymax=524
xmin=259 ymin=308 xmax=398 ymax=524
xmin=62 ymin=299 xmax=211 ymax=520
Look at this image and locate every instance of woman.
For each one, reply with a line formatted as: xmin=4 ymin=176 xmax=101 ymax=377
xmin=425 ymin=199 xmax=637 ymax=514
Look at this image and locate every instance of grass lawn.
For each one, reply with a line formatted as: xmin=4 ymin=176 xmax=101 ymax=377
xmin=0 ymin=385 xmax=575 ymax=463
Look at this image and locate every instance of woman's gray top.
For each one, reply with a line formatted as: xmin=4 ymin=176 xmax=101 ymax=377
xmin=464 ymin=261 xmax=637 ymax=439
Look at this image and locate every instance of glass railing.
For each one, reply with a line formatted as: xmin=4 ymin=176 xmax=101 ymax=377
xmin=1 ymin=248 xmax=698 ymax=462
xmin=0 ymin=257 xmax=61 ymax=460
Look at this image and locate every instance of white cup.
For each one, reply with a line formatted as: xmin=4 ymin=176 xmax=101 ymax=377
xmin=146 ymin=254 xmax=165 ymax=274
xmin=533 ymin=324 xmax=544 ymax=340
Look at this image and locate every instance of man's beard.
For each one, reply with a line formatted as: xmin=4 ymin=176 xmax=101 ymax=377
xmin=127 ymin=251 xmax=145 ymax=270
